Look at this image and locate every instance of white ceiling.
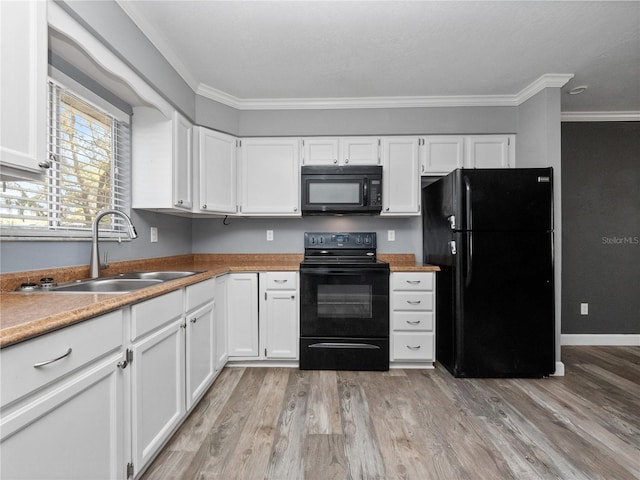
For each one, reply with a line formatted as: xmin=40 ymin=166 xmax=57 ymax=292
xmin=116 ymin=1 xmax=640 ymax=116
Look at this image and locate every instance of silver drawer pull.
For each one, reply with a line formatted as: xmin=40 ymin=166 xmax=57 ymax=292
xmin=406 ymin=280 xmax=421 ymax=285
xmin=33 ymin=348 xmax=72 ymax=368
xmin=274 ymin=279 xmax=288 ymax=284
xmin=406 ymin=320 xmax=421 ymax=325
xmin=406 ymin=345 xmax=421 ymax=351
xmin=407 ymin=300 xmax=421 ymax=305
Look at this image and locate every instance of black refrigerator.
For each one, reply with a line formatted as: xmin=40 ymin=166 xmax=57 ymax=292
xmin=423 ymin=168 xmax=555 ymax=378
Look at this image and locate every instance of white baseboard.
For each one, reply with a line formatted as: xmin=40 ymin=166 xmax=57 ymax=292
xmin=551 ymin=361 xmax=565 ymax=376
xmin=561 ymin=334 xmax=640 ymax=346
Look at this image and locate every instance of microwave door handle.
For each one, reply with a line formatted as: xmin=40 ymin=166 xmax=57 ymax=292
xmin=363 ymin=178 xmax=369 ymax=206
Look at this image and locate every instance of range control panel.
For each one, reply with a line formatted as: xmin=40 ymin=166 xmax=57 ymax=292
xmin=304 ymin=232 xmax=377 ymax=249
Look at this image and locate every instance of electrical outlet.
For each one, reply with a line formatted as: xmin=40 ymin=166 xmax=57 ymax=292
xmin=266 ymin=230 xmax=274 ymax=241
xmin=580 ymin=303 xmax=589 ymax=315
xmin=150 ymin=227 xmax=158 ymax=243
xmin=388 ymin=230 xmax=395 ymax=241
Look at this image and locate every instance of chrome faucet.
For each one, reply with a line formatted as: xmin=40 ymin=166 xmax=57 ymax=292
xmin=90 ymin=209 xmax=138 ymax=278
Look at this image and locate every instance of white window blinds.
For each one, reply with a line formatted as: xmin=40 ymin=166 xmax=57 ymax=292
xmin=0 ymin=81 xmax=130 ymax=237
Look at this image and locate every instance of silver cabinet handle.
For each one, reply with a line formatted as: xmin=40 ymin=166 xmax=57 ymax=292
xmin=177 ymin=199 xmax=184 ymax=205
xmin=38 ymin=161 xmax=52 ymax=169
xmin=406 ymin=280 xmax=421 ymax=285
xmin=406 ymin=320 xmax=421 ymax=325
xmin=274 ymin=279 xmax=288 ymax=284
xmin=190 ymin=317 xmax=198 ymax=324
xmin=407 ymin=345 xmax=421 ymax=351
xmin=407 ymin=300 xmax=421 ymax=305
xmin=345 ymin=158 xmax=349 ymax=164
xmin=202 ymin=204 xmax=207 ymax=209
xmin=333 ymin=159 xmax=338 ymax=164
xmin=293 ymin=207 xmax=298 ymax=212
xmin=33 ymin=348 xmax=72 ymax=368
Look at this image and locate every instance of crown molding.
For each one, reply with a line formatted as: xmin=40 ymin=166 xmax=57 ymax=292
xmin=561 ymin=111 xmax=640 ymax=122
xmin=198 ymin=74 xmax=576 ymax=110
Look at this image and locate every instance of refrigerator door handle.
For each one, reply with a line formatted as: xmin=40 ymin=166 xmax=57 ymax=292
xmin=464 ymin=177 xmax=472 ymax=230
xmin=448 ymin=215 xmax=456 ymax=229
xmin=466 ymin=235 xmax=473 ymax=287
xmin=449 ymin=240 xmax=457 ymax=255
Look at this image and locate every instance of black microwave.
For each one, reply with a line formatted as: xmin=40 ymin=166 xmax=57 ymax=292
xmin=301 ymin=165 xmax=383 ymax=215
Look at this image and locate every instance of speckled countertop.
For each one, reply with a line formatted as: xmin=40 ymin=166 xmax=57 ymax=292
xmin=0 ymin=254 xmax=439 ymax=348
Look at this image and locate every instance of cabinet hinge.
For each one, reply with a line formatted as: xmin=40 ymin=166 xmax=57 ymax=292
xmin=508 ymin=137 xmax=511 ymax=146
xmin=265 ymin=348 xmax=267 ymax=357
xmin=265 ymin=292 xmax=267 ymax=300
xmin=126 ymin=348 xmax=133 ymax=364
xmin=127 ymin=462 xmax=134 ymax=478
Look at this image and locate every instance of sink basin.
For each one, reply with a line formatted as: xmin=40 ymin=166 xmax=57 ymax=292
xmin=47 ymin=278 xmax=164 ymax=293
xmin=42 ymin=271 xmax=203 ymax=293
xmin=111 ymin=271 xmax=203 ymax=281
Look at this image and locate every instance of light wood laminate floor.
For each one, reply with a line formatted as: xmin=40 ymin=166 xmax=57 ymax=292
xmin=141 ymin=346 xmax=640 ymax=479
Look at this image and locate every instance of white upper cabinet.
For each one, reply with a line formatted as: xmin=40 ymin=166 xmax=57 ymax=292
xmin=132 ymin=107 xmax=193 ymax=213
xmin=239 ymin=138 xmax=301 ymax=216
xmin=302 ymin=137 xmax=380 ymax=166
xmin=381 ymin=137 xmax=421 ymax=216
xmin=465 ymin=135 xmax=515 ymax=168
xmin=193 ymin=127 xmax=237 ymax=214
xmin=420 ymin=136 xmax=465 ymax=175
xmin=0 ymin=0 xmax=48 ymax=180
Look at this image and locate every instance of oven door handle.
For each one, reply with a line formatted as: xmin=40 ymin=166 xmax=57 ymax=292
xmin=300 ymin=268 xmax=383 ymax=276
xmin=308 ymin=342 xmax=381 ymax=350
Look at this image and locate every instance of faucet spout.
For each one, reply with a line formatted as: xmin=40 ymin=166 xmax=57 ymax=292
xmin=90 ymin=209 xmax=138 ymax=278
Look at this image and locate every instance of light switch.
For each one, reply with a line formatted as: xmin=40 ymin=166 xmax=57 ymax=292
xmin=388 ymin=230 xmax=395 ymax=241
xmin=266 ymin=230 xmax=274 ymax=241
xmin=150 ymin=227 xmax=158 ymax=243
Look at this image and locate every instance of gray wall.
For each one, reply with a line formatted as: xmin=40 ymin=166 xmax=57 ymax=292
xmin=192 ymin=215 xmax=422 ymax=259
xmin=197 ymin=104 xmax=518 ymax=137
xmin=561 ymin=122 xmax=640 ymax=334
xmin=0 ymin=210 xmax=192 ymax=273
xmin=58 ymin=0 xmax=195 ymax=120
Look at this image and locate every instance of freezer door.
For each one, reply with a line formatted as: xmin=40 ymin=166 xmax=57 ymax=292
xmin=453 ymin=168 xmax=553 ymax=232
xmin=452 ymin=230 xmax=555 ymax=377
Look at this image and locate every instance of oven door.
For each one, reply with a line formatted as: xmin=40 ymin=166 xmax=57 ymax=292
xmin=300 ymin=266 xmax=389 ymax=338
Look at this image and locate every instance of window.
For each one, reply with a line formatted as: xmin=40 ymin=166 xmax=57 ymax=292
xmin=0 ymin=80 xmax=130 ymax=238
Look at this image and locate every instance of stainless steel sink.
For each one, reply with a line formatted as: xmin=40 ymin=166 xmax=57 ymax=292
xmin=42 ymin=271 xmax=203 ymax=293
xmin=111 ymin=271 xmax=203 ymax=281
xmin=47 ymin=278 xmax=164 ymax=293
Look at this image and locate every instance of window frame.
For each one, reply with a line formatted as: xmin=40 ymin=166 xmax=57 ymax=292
xmin=0 ymin=71 xmax=132 ymax=241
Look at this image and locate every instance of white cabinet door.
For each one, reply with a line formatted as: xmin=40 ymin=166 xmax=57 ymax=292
xmin=173 ymin=111 xmax=193 ymax=210
xmin=195 ymin=127 xmax=237 ymax=214
xmin=420 ymin=136 xmax=464 ymax=175
xmin=239 ymin=138 xmax=300 ymax=215
xmin=302 ymin=137 xmax=340 ymax=165
xmin=260 ymin=272 xmax=299 ymax=360
xmin=264 ymin=291 xmax=299 ymax=359
xmin=0 ymin=0 xmax=48 ymax=179
xmin=131 ymin=319 xmax=185 ymax=473
xmin=465 ymin=135 xmax=515 ymax=168
xmin=341 ymin=137 xmax=380 ymax=165
xmin=215 ymin=275 xmax=229 ymax=370
xmin=381 ymin=137 xmax=420 ymax=215
xmin=132 ymin=107 xmax=193 ymax=213
xmin=227 ymin=273 xmax=259 ymax=357
xmin=0 ymin=354 xmax=127 ymax=480
xmin=186 ymin=301 xmax=216 ymax=410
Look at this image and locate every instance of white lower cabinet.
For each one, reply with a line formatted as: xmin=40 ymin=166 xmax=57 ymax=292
xmin=0 ymin=311 xmax=128 ymax=480
xmin=260 ymin=272 xmax=299 ymax=359
xmin=130 ymin=291 xmax=186 ymax=474
xmin=185 ymin=280 xmax=217 ymax=410
xmin=390 ymin=272 xmax=436 ymax=365
xmin=227 ymin=273 xmax=259 ymax=358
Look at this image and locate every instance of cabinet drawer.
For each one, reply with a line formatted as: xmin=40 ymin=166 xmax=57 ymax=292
xmin=264 ymin=272 xmax=297 ymax=290
xmin=391 ymin=272 xmax=433 ymax=291
xmin=392 ymin=311 xmax=434 ymax=332
xmin=1 ymin=310 xmax=124 ymax=407
xmin=186 ymin=278 xmax=216 ymax=312
xmin=392 ymin=291 xmax=433 ymax=311
xmin=392 ymin=332 xmax=434 ymax=361
xmin=132 ymin=289 xmax=183 ymax=341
